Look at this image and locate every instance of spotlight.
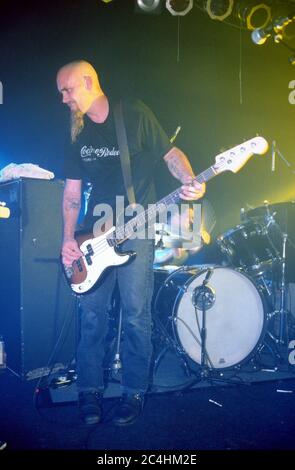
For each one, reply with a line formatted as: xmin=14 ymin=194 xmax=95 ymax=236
xmin=238 ymin=2 xmax=271 ymax=31
xmin=165 ymin=0 xmax=193 ymax=16
xmin=205 ymin=0 xmax=234 ymax=22
xmin=136 ymin=0 xmax=161 ymax=13
xmin=251 ymin=15 xmax=295 ymax=45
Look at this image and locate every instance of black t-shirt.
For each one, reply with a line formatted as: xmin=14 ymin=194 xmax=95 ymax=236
xmin=64 ymin=99 xmax=173 ymax=228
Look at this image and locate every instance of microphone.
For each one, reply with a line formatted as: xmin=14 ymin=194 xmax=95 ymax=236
xmin=251 ymin=15 xmax=295 ymax=45
xmin=170 ymin=126 xmax=181 ymax=144
xmin=192 ymin=268 xmax=215 ymax=310
xmin=271 ymin=140 xmax=276 ymax=172
xmin=202 ymin=267 xmax=213 ymax=286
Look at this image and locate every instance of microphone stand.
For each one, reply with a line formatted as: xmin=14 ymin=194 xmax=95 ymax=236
xmin=185 ymin=268 xmax=245 ymax=387
xmin=192 ymin=268 xmax=215 ymax=379
xmin=271 ymin=141 xmax=295 ymax=174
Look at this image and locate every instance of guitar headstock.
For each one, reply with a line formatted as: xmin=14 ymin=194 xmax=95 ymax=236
xmin=214 ymin=136 xmax=269 ymax=174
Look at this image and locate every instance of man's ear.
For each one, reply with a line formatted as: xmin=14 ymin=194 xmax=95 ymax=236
xmin=83 ymin=75 xmax=92 ymax=90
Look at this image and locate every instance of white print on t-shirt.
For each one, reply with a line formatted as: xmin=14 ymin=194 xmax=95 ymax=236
xmin=81 ymin=145 xmax=120 ymax=161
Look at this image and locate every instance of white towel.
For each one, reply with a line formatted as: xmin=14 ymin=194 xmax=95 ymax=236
xmin=0 ymin=163 xmax=55 ymax=182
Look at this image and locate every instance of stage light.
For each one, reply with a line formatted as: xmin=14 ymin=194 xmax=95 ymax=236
xmin=238 ymin=2 xmax=271 ymax=31
xmin=251 ymin=15 xmax=295 ymax=45
xmin=136 ymin=0 xmax=161 ymax=13
xmin=165 ymin=0 xmax=193 ymax=17
xmin=205 ymin=0 xmax=234 ymax=22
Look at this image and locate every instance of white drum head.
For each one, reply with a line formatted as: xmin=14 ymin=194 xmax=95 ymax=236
xmin=175 ymin=267 xmax=265 ymax=369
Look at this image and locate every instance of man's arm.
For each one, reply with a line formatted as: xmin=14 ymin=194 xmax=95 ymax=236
xmin=163 ymin=146 xmax=205 ymax=200
xmin=62 ymin=178 xmax=83 ymax=266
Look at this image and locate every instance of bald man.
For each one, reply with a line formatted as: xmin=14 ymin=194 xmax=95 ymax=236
xmin=57 ymin=60 xmax=205 ymax=426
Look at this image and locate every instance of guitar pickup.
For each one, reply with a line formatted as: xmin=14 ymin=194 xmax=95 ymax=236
xmin=85 ymin=254 xmax=93 ymax=266
xmin=76 ymin=259 xmax=83 ymax=272
xmin=86 ymin=244 xmax=94 ymax=256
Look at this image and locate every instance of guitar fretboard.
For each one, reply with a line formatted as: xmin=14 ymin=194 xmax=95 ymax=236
xmin=107 ymin=165 xmax=217 ymax=245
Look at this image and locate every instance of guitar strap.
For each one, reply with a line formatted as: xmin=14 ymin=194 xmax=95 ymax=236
xmin=113 ymin=100 xmax=136 ymax=205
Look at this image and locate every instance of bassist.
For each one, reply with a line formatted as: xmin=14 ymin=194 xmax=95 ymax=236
xmin=56 ymin=60 xmax=205 ymax=426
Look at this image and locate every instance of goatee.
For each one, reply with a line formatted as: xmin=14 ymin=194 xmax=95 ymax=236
xmin=71 ymin=110 xmax=84 ymax=143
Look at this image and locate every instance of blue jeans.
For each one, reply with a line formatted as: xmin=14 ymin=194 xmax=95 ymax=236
xmin=76 ymin=238 xmax=154 ymax=395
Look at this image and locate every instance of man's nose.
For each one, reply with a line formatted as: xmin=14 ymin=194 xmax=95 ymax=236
xmin=62 ymin=93 xmax=69 ymax=104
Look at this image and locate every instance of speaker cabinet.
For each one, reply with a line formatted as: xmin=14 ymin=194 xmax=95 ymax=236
xmin=0 ymin=178 xmax=76 ymax=380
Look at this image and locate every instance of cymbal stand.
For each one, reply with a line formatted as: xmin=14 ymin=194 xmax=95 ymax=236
xmin=278 ymin=232 xmax=288 ymax=345
xmin=264 ymin=201 xmax=289 ymax=344
xmin=265 ymin=214 xmax=290 ymax=348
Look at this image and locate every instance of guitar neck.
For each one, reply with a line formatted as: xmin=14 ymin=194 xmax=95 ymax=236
xmin=111 ymin=165 xmax=217 ymax=245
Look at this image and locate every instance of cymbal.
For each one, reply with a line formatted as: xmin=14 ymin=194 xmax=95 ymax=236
xmin=154 ymin=223 xmax=195 ymax=247
xmin=154 ymin=223 xmax=171 ymax=237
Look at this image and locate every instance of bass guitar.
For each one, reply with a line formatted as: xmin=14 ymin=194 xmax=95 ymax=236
xmin=65 ymin=136 xmax=269 ymax=293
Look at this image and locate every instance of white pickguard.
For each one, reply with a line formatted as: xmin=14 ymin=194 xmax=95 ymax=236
xmin=71 ymin=227 xmax=131 ymax=294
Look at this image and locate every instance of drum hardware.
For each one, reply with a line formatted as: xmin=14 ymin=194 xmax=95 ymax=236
xmin=154 ymin=223 xmax=168 ymax=249
xmin=184 ymin=268 xmax=250 ymax=385
xmin=248 ymin=337 xmax=280 ymax=371
xmin=154 ymin=223 xmax=193 ymax=250
xmin=191 ymin=268 xmax=215 ymax=377
xmin=152 ymin=266 xmax=195 ymax=382
xmin=260 ymin=202 xmax=291 ymax=347
xmin=254 ymin=272 xmax=273 ymax=299
xmin=258 ymin=224 xmax=295 ymax=367
xmin=218 ymin=198 xmax=295 ymax=368
xmin=152 ymin=266 xmax=267 ymax=386
xmin=271 ymin=231 xmax=290 ymax=346
xmin=263 ymin=202 xmax=282 ymax=262
xmin=278 ymin=232 xmax=288 ymax=345
xmin=152 ymin=312 xmax=192 ymax=382
xmin=216 ymin=219 xmax=278 ymax=276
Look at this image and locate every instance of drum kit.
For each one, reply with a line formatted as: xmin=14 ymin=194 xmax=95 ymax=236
xmin=152 ymin=201 xmax=295 ymax=380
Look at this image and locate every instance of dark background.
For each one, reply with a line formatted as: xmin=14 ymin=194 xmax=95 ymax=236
xmin=1 ymin=0 xmax=295 ymax=235
xmin=1 ymin=3 xmax=295 ymax=453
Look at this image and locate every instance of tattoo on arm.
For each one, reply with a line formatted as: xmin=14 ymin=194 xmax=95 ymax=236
xmin=166 ymin=155 xmax=190 ymax=182
xmin=64 ymin=197 xmax=81 ymax=212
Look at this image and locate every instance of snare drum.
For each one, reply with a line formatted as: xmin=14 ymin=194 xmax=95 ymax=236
xmin=153 ymin=266 xmax=267 ymax=369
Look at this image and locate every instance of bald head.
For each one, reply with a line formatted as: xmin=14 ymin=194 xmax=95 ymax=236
xmin=56 ymin=60 xmax=103 ymax=114
xmin=57 ymin=60 xmax=101 ymax=90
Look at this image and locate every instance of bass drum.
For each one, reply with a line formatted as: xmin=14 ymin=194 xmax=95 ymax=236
xmin=153 ymin=266 xmax=267 ymax=370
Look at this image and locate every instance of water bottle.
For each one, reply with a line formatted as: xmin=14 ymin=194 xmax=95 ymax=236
xmin=0 ymin=336 xmax=7 ymax=369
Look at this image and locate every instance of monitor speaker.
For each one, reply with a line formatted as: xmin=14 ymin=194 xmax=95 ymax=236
xmin=0 ymin=178 xmax=76 ymax=380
